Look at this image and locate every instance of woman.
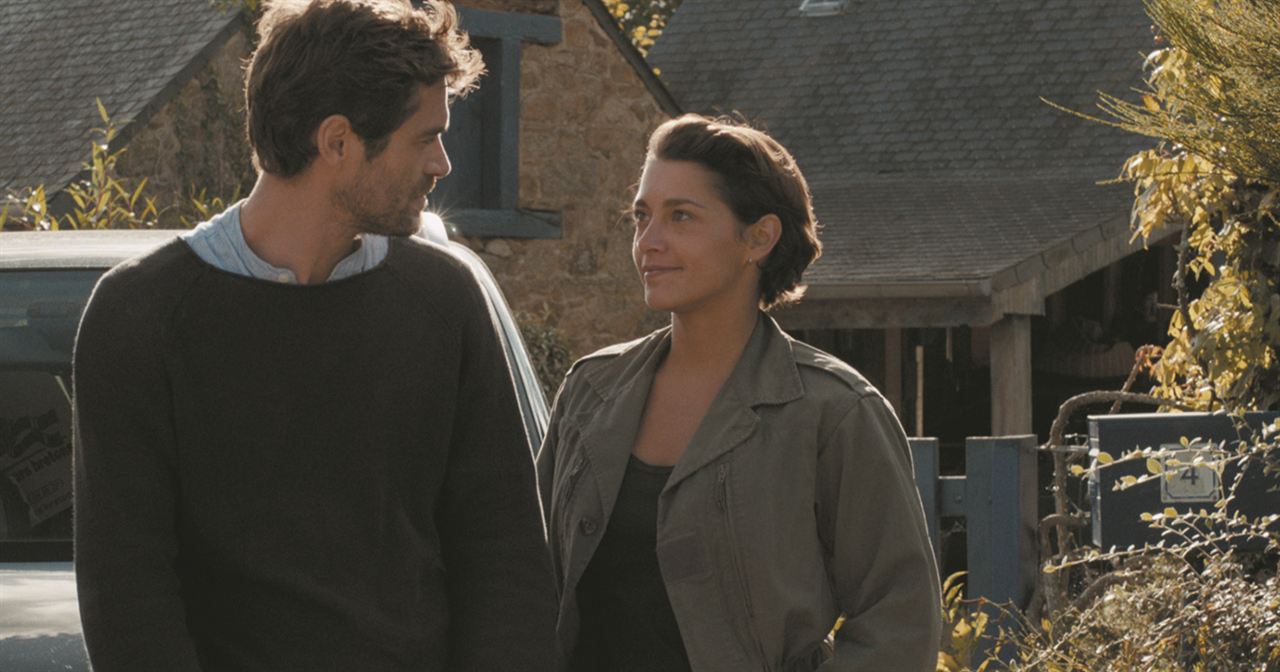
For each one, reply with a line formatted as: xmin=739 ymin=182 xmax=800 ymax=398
xmin=536 ymin=114 xmax=941 ymax=672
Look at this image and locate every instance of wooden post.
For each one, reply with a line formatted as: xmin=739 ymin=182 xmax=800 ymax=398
xmin=908 ymin=437 xmax=941 ymax=561
xmin=990 ymin=315 xmax=1032 ymax=436
xmin=915 ymin=344 xmax=925 ymax=437
xmin=965 ymin=436 xmax=1039 ymax=608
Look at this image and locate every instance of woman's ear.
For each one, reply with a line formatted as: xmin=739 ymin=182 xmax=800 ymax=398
xmin=746 ymin=214 xmax=782 ymax=264
xmin=314 ymin=114 xmax=356 ymax=166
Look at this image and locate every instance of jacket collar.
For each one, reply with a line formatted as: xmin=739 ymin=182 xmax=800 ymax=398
xmin=580 ymin=311 xmax=805 ymax=408
xmin=573 ymin=312 xmax=805 ymax=501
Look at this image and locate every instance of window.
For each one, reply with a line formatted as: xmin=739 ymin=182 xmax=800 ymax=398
xmin=798 ymin=0 xmax=849 ymax=17
xmin=0 ymin=269 xmax=99 ymax=561
xmin=430 ymin=7 xmax=563 ymax=239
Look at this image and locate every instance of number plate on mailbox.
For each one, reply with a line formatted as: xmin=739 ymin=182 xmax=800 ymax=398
xmin=1159 ymin=445 xmax=1221 ymax=503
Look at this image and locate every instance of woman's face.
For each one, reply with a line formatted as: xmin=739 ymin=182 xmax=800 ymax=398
xmin=631 ymin=159 xmax=759 ymax=315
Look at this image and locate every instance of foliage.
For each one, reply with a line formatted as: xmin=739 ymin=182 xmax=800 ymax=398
xmin=602 ymin=0 xmax=682 ymax=55
xmin=1084 ymin=0 xmax=1280 ymax=412
xmin=1017 ymin=1 xmax=1280 ymax=669
xmin=0 ymin=101 xmax=241 ymax=232
xmin=1 ymin=101 xmax=158 ymax=231
xmin=936 ymin=572 xmax=995 ymax=672
xmin=984 ymin=551 xmax=1279 ymax=671
xmin=516 ymin=306 xmax=573 ymax=401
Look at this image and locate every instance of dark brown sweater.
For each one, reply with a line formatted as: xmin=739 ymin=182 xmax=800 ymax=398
xmin=72 ymin=237 xmax=558 ymax=672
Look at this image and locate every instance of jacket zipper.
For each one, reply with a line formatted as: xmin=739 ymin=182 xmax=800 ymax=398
xmin=559 ymin=457 xmax=587 ymax=530
xmin=716 ymin=463 xmax=770 ymax=669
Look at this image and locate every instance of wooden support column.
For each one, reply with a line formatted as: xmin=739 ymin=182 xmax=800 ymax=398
xmin=990 ymin=315 xmax=1032 ymax=436
xmin=884 ymin=328 xmax=903 ymax=416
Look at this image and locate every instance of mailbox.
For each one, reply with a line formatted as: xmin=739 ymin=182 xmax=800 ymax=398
xmin=1088 ymin=412 xmax=1280 ymax=550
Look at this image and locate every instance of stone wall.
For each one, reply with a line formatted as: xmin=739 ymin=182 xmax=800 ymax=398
xmin=456 ymin=0 xmax=670 ymax=359
xmin=117 ymin=30 xmax=255 ymax=225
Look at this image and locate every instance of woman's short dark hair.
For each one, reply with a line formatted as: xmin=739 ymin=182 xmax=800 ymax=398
xmin=646 ymin=114 xmax=822 ymax=311
xmin=246 ymin=0 xmax=484 ymax=177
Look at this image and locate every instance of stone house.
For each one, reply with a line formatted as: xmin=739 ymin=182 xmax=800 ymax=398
xmin=650 ymin=0 xmax=1175 ymax=442
xmin=0 ymin=0 xmax=679 ymax=358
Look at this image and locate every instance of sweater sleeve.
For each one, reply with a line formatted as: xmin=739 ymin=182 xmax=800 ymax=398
xmin=815 ymin=395 xmax=942 ymax=672
xmin=438 ymin=277 xmax=559 ymax=671
xmin=72 ymin=272 xmax=204 ymax=672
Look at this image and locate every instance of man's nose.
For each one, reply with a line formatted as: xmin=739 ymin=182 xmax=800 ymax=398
xmin=428 ymin=142 xmax=451 ymax=179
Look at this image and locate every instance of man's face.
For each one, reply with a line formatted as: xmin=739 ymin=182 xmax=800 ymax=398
xmin=334 ymin=83 xmax=451 ymax=237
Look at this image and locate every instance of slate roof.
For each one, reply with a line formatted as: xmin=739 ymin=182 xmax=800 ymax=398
xmin=0 ymin=0 xmax=241 ymax=195
xmin=649 ymin=0 xmax=1156 ymax=291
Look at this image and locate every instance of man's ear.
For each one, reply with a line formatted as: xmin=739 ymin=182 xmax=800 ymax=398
xmin=314 ymin=114 xmax=356 ymax=166
xmin=746 ymin=214 xmax=782 ymax=263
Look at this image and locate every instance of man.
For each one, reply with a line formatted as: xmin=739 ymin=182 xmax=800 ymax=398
xmin=72 ymin=1 xmax=558 ymax=670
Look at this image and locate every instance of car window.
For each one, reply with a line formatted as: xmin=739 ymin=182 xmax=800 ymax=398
xmin=0 ymin=270 xmax=101 ymax=560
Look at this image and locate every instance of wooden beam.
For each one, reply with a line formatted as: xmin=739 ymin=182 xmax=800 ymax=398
xmin=991 ymin=315 xmax=1033 ymax=436
xmin=775 ymin=297 xmax=996 ymax=329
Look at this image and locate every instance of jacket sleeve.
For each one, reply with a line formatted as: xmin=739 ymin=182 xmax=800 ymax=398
xmin=815 ymin=394 xmax=942 ymax=672
xmin=437 ymin=277 xmax=559 ymax=672
xmin=73 ymin=275 xmax=204 ymax=672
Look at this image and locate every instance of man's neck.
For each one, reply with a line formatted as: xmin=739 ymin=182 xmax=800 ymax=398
xmin=239 ymin=173 xmax=361 ymax=285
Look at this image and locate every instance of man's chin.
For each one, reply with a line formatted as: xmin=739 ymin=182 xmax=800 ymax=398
xmin=357 ymin=214 xmax=421 ymax=237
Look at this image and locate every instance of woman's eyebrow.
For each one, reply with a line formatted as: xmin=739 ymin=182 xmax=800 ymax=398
xmin=663 ymin=197 xmax=707 ymax=209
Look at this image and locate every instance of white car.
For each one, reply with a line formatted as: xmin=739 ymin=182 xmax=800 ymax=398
xmin=0 ymin=215 xmax=549 ymax=671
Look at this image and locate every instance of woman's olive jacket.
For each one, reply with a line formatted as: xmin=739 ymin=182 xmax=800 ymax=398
xmin=536 ymin=314 xmax=942 ymax=672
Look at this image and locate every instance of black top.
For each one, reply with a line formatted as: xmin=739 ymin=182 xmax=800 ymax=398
xmin=573 ymin=454 xmax=692 ymax=672
xmin=72 ymin=238 xmax=558 ymax=672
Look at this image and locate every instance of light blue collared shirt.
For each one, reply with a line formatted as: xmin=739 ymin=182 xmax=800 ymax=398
xmin=180 ymin=201 xmax=388 ymax=283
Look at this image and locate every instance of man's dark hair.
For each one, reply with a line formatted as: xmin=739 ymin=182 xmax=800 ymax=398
xmin=246 ymin=0 xmax=484 ymax=177
xmin=646 ymin=114 xmax=822 ymax=311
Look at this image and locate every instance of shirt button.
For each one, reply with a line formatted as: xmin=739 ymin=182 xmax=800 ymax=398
xmin=579 ymin=518 xmax=598 ymax=536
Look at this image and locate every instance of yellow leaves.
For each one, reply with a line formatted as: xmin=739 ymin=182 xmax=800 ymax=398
xmin=1097 ymin=451 xmax=1115 ymax=465
xmin=3 ymin=101 xmax=159 ymax=231
xmin=1146 ymin=457 xmax=1163 ymax=475
xmin=1143 ymin=94 xmax=1161 ymax=113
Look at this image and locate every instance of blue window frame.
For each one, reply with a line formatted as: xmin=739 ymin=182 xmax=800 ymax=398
xmin=430 ymin=6 xmax=563 ymax=239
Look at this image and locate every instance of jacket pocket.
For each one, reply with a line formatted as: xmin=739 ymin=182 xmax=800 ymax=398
xmin=715 ymin=462 xmax=770 ymax=670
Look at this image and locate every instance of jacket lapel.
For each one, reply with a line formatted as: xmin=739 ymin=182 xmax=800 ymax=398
xmin=666 ymin=313 xmax=805 ymax=490
xmin=571 ymin=330 xmax=671 ymax=526
xmin=567 ymin=314 xmax=807 ymax=500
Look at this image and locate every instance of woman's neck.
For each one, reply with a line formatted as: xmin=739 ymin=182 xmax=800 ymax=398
xmin=666 ymin=298 xmax=759 ymax=377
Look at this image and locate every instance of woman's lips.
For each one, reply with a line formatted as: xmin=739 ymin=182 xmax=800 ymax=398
xmin=642 ymin=267 xmax=679 ymax=280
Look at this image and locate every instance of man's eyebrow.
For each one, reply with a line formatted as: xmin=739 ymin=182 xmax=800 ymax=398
xmin=419 ymin=125 xmax=448 ymax=138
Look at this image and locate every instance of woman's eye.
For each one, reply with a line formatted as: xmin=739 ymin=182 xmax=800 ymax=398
xmin=672 ymin=209 xmax=691 ymax=221
xmin=631 ymin=210 xmax=650 ymax=225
